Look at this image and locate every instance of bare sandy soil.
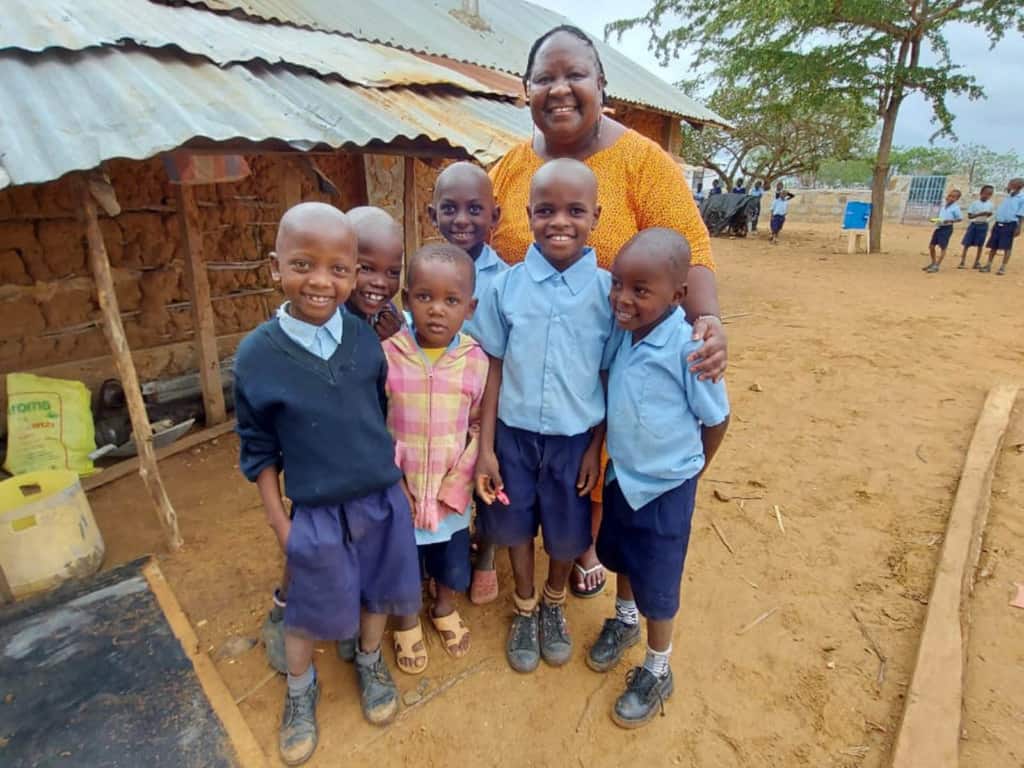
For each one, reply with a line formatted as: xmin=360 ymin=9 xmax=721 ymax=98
xmin=88 ymin=220 xmax=1024 ymax=767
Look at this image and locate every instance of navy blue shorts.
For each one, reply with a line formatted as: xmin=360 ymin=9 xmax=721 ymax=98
xmin=930 ymin=225 xmax=953 ymax=248
xmin=961 ymin=221 xmax=989 ymax=247
xmin=596 ymin=477 xmax=698 ymax=621
xmin=770 ymin=214 xmax=785 ymax=234
xmin=419 ymin=527 xmax=471 ymax=592
xmin=477 ymin=421 xmax=593 ymax=561
xmin=285 ymin=482 xmax=422 ymax=640
xmin=988 ymin=222 xmax=1016 ymax=252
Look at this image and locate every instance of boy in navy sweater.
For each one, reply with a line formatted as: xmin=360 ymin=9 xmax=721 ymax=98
xmin=234 ymin=203 xmax=420 ymax=765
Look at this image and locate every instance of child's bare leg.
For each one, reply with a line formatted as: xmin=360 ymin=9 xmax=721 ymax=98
xmin=394 ymin=614 xmax=418 ymax=631
xmin=355 ymin=609 xmax=400 ymax=725
xmin=508 ymin=540 xmax=535 ymax=600
xmin=284 ymin=632 xmax=315 ymax=676
xmin=998 ymin=250 xmax=1011 ymax=274
xmin=958 ymin=246 xmax=968 ymax=267
xmin=935 ymin=246 xmax=948 ymax=267
xmin=646 ymin=618 xmax=673 ymax=654
xmin=359 ymin=610 xmax=389 ymax=653
xmin=433 ymin=583 xmax=457 ymax=617
xmin=545 ymin=558 xmax=573 ymax=594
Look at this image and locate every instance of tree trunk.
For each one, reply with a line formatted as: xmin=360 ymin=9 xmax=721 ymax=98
xmin=869 ymin=104 xmax=900 ymax=253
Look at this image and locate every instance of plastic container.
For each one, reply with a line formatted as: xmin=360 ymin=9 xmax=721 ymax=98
xmin=842 ymin=201 xmax=872 ymax=230
xmin=0 ymin=470 xmax=105 ymax=599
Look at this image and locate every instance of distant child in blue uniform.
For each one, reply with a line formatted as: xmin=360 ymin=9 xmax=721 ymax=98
xmin=474 ymin=158 xmax=608 ymax=674
xmin=749 ymin=180 xmax=764 ymax=232
xmin=345 ymin=206 xmax=405 ymax=339
xmin=769 ymin=188 xmax=796 ymax=244
xmin=588 ymin=228 xmax=729 ymax=729
xmin=923 ymin=189 xmax=962 ymax=273
xmin=234 ymin=203 xmax=420 ymax=765
xmin=732 ymin=178 xmax=747 ymax=194
xmin=958 ymin=185 xmax=995 ymax=269
xmin=981 ymin=177 xmax=1024 ymax=275
xmin=428 ymin=161 xmax=510 ymax=606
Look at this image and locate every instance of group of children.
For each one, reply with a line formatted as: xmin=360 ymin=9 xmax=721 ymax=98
xmin=234 ymin=159 xmax=729 ymax=765
xmin=693 ymin=178 xmax=794 ymax=241
xmin=924 ymin=178 xmax=1024 ymax=274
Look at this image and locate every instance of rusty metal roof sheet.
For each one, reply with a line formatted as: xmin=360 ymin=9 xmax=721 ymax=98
xmin=0 ymin=47 xmax=533 ymax=189
xmin=153 ymin=0 xmax=730 ymax=127
xmin=0 ymin=0 xmax=508 ymax=94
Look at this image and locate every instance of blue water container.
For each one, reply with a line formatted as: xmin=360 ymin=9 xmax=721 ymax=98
xmin=842 ymin=201 xmax=871 ymax=230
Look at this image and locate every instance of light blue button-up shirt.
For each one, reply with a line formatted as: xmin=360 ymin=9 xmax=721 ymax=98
xmin=463 ymin=243 xmax=510 ymax=341
xmin=275 ymin=302 xmax=344 ymax=360
xmin=606 ymin=307 xmax=730 ymax=511
xmin=995 ymin=193 xmax=1024 ymax=223
xmin=936 ymin=201 xmax=962 ymax=225
xmin=771 ymin=197 xmax=789 ymax=216
xmin=474 ymin=245 xmax=613 ymax=436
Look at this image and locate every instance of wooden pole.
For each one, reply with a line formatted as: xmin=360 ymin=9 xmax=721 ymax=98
xmin=403 ymin=156 xmax=419 ymax=263
xmin=174 ymin=184 xmax=227 ymax=426
xmin=282 ymin=159 xmax=303 ymax=208
xmin=78 ymin=178 xmax=183 ymax=550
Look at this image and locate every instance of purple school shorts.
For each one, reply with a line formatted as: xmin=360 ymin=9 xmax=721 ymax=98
xmin=284 ymin=482 xmax=421 ymax=640
xmin=477 ymin=421 xmax=593 ymax=561
xmin=961 ymin=221 xmax=989 ymax=248
xmin=596 ymin=475 xmax=698 ymax=621
xmin=987 ymin=221 xmax=1016 ymax=252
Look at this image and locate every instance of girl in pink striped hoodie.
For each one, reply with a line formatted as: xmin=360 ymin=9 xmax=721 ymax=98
xmin=383 ymin=243 xmax=488 ymax=675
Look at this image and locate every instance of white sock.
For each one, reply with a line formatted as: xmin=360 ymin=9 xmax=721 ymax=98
xmin=643 ymin=644 xmax=672 ymax=678
xmin=286 ymin=664 xmax=315 ymax=696
xmin=615 ymin=597 xmax=639 ymax=627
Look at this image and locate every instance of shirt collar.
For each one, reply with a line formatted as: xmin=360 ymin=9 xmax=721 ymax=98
xmin=635 ymin=307 xmax=683 ymax=349
xmin=276 ymin=302 xmax=344 ymax=348
xmin=524 ymin=244 xmax=597 ymax=295
xmin=476 ymin=243 xmax=502 ymax=272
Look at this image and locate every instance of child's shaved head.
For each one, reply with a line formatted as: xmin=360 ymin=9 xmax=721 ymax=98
xmin=620 ymin=227 xmax=692 ymax=281
xmin=529 ymin=158 xmax=598 ymax=205
xmin=275 ymin=202 xmax=356 ymax=254
xmin=407 ymin=242 xmax=476 ymax=293
xmin=347 ymin=206 xmax=402 ymax=251
xmin=433 ymin=162 xmax=492 ymax=203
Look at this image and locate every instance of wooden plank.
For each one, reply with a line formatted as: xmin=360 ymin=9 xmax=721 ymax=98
xmin=82 ymin=419 xmax=237 ymax=492
xmin=282 ymin=159 xmax=303 ymax=209
xmin=890 ymin=384 xmax=1019 ymax=768
xmin=174 ymin=184 xmax=227 ymax=426
xmin=78 ymin=177 xmax=183 ymax=550
xmin=403 ymin=155 xmax=419 ymax=262
xmin=142 ymin=560 xmax=270 ymax=768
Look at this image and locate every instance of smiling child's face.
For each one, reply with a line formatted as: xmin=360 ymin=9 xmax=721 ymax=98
xmin=403 ymin=248 xmax=477 ymax=349
xmin=429 ymin=162 xmax=500 ymax=261
xmin=609 ymin=230 xmax=689 ymax=342
xmin=528 ymin=159 xmax=600 ymax=270
xmin=344 ymin=207 xmax=403 ymax=319
xmin=271 ymin=203 xmax=357 ymax=326
xmin=945 ymin=190 xmax=962 ymax=206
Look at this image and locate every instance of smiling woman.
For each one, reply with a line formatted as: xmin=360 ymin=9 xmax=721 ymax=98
xmin=486 ymin=25 xmax=728 ymax=597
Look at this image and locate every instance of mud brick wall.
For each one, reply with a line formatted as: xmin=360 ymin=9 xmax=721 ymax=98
xmin=0 ymin=152 xmax=365 ymax=381
xmin=616 ymin=105 xmax=675 ymax=152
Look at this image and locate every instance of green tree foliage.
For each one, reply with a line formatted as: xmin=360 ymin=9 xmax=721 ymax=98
xmin=681 ymin=81 xmax=872 ymax=189
xmin=609 ymin=1 xmax=1024 ymax=252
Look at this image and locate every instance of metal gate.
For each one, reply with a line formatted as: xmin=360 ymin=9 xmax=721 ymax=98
xmin=903 ymin=175 xmax=947 ymax=221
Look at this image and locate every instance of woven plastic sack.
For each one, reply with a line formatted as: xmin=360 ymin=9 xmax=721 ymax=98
xmin=4 ymin=373 xmax=96 ymax=476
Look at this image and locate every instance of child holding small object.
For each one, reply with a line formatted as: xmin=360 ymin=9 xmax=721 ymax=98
xmin=383 ymin=243 xmax=488 ymax=673
xmin=923 ymin=189 xmax=962 ymax=273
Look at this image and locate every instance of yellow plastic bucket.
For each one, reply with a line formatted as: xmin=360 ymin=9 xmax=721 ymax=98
xmin=0 ymin=470 xmax=105 ymax=599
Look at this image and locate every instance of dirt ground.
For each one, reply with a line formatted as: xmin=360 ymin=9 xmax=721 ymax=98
xmin=87 ymin=220 xmax=1024 ymax=767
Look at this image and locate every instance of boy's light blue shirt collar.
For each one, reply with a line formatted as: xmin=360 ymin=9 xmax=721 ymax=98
xmin=476 ymin=243 xmax=503 ymax=272
xmin=276 ymin=302 xmax=344 ymax=350
xmin=633 ymin=307 xmax=683 ymax=349
xmin=524 ymin=244 xmax=597 ymax=295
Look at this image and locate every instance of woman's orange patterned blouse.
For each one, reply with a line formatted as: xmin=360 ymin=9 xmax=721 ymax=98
xmin=489 ymin=129 xmax=714 ymax=270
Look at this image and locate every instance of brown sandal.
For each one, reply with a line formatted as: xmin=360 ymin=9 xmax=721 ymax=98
xmin=393 ymin=622 xmax=428 ymax=675
xmin=431 ymin=609 xmax=471 ymax=659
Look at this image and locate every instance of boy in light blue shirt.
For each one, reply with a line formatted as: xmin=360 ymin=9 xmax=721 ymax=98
xmin=769 ymin=189 xmax=795 ymax=244
xmin=923 ymin=188 xmax=962 ymax=273
xmin=474 ymin=158 xmax=609 ymax=674
xmin=587 ymin=228 xmax=729 ymax=729
xmin=981 ymin=177 xmax=1024 ymax=275
xmin=958 ymin=185 xmax=994 ymax=269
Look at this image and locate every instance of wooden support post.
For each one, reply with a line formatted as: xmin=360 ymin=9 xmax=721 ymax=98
xmin=403 ymin=156 xmax=419 ymax=262
xmin=890 ymin=384 xmax=1019 ymax=768
xmin=78 ymin=178 xmax=183 ymax=550
xmin=174 ymin=184 xmax=226 ymax=426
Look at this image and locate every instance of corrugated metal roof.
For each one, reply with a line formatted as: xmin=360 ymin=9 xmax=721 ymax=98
xmin=0 ymin=47 xmax=533 ymax=189
xmin=155 ymin=0 xmax=730 ymax=127
xmin=0 ymin=0 xmax=508 ymax=94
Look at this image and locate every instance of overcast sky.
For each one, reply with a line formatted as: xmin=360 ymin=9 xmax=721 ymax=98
xmin=534 ymin=0 xmax=1022 ymax=154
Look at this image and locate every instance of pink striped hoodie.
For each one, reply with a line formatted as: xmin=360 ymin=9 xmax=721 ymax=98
xmin=382 ymin=327 xmax=488 ymax=532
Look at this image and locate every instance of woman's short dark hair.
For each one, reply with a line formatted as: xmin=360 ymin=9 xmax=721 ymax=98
xmin=523 ymin=25 xmax=608 ymax=104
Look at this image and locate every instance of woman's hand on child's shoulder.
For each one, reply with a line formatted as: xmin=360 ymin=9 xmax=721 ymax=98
xmin=688 ymin=315 xmax=727 ymax=382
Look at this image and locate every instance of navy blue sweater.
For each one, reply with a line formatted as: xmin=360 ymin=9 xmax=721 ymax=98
xmin=234 ymin=314 xmax=401 ymax=506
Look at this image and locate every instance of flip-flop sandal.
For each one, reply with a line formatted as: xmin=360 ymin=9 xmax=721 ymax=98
xmin=470 ymin=568 xmax=498 ymax=605
xmin=393 ymin=623 xmax=428 ymax=675
xmin=570 ymin=562 xmax=607 ymax=599
xmin=431 ymin=610 xmax=471 ymax=659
